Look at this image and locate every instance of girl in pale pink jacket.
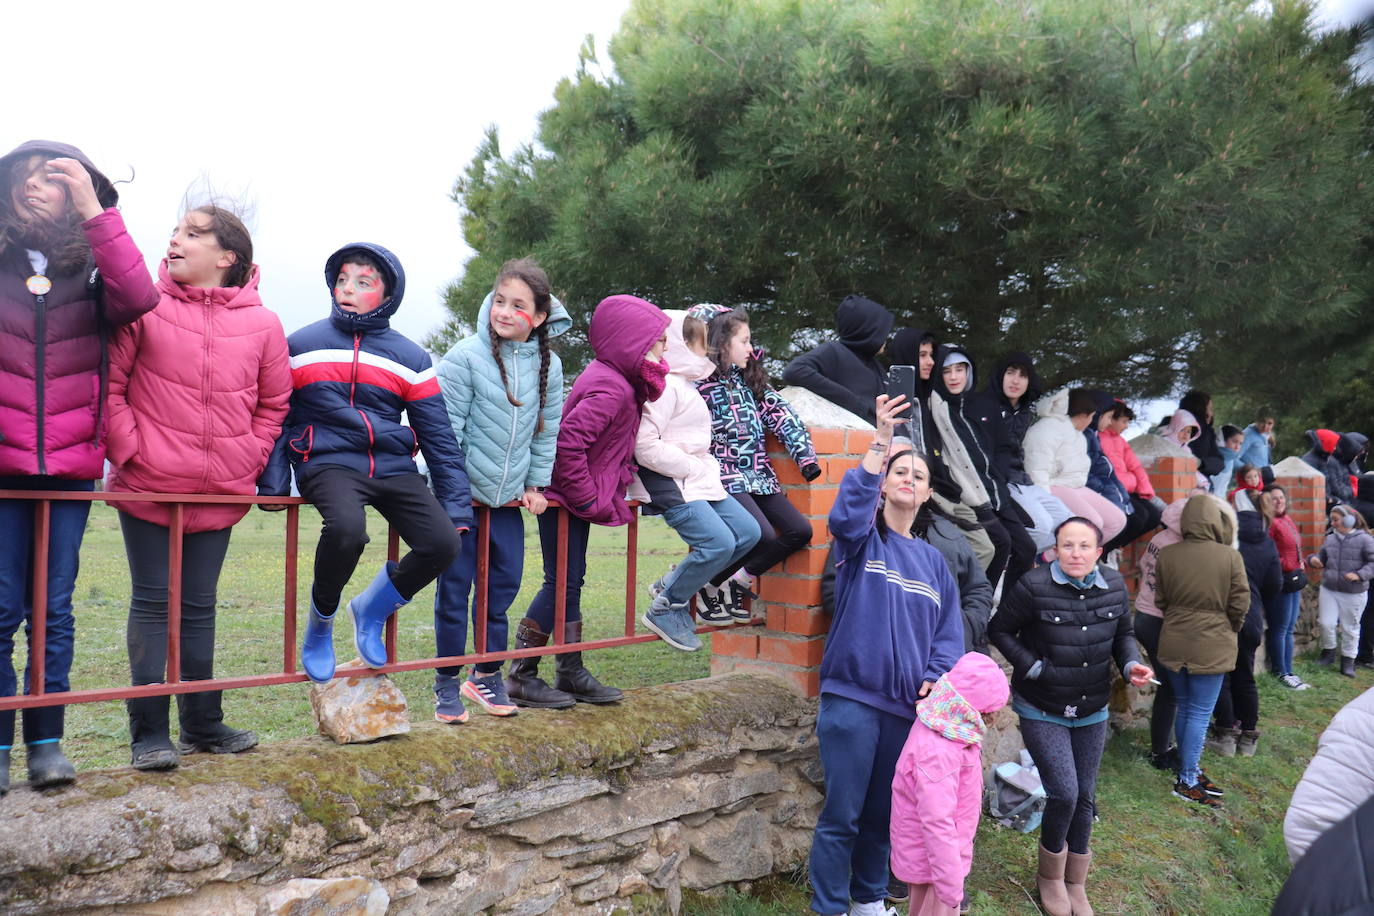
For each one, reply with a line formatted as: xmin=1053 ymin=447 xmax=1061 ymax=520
xmin=630 ymin=309 xmax=760 ymax=648
xmin=106 ymin=205 xmax=290 ymax=771
xmin=890 ymin=651 xmax=1009 ymax=914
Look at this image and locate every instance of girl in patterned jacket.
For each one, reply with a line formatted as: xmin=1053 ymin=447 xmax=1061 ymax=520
xmin=0 ymin=141 xmax=158 ymax=791
xmin=432 ymin=259 xmax=568 ymax=720
xmin=694 ymin=307 xmax=821 ymax=612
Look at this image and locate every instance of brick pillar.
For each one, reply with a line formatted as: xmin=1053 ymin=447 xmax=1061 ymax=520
xmin=1120 ymin=447 xmax=1198 ymax=599
xmin=709 ymin=393 xmax=874 ymax=697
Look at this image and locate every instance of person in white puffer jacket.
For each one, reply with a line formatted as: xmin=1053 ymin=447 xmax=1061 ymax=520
xmin=1021 ymin=387 xmax=1126 ymax=546
xmin=1284 ymin=686 xmax=1374 ymax=863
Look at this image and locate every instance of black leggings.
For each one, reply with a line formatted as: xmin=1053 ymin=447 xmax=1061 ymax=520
xmin=1019 ymin=716 xmax=1108 ymax=855
xmin=1104 ymin=495 xmax=1163 ymax=553
xmin=300 ymin=468 xmax=461 ymax=614
xmin=120 ymin=514 xmax=232 ymax=686
xmin=710 ymin=491 xmax=811 ymax=584
xmin=1212 ymin=630 xmax=1260 ymax=731
xmin=1133 ymin=611 xmax=1176 ymax=755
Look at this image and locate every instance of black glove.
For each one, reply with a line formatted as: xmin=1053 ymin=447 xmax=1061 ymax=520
xmin=801 ymin=462 xmax=823 ymax=483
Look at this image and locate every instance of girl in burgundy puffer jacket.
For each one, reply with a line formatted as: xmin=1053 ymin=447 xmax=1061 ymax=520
xmin=105 ymin=205 xmax=290 ymax=771
xmin=0 ymin=141 xmax=158 ymax=792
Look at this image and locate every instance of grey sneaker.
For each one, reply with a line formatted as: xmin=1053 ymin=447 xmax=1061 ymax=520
xmin=642 ymin=596 xmax=702 ymax=652
xmin=648 ymin=565 xmax=676 ymax=601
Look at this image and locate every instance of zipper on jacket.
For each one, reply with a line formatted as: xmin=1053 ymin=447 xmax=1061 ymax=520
xmin=496 ymin=342 xmax=520 ymax=500
xmin=956 ymin=402 xmax=998 ymax=511
xmin=349 ymin=333 xmax=377 ymax=477
xmin=34 ymin=293 xmax=47 ymax=475
xmin=198 ymin=294 xmax=214 ymax=494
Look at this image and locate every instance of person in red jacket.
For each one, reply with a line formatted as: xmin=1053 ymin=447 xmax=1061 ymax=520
xmin=106 ymin=205 xmax=291 ymax=770
xmin=0 ymin=141 xmax=158 ymax=791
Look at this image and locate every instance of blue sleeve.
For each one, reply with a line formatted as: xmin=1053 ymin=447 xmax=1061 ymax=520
xmin=829 ymin=467 xmax=880 ymax=552
xmin=924 ymin=559 xmax=964 ymax=683
xmin=257 ymin=429 xmax=293 ymax=496
xmin=409 ymin=362 xmax=474 ymax=530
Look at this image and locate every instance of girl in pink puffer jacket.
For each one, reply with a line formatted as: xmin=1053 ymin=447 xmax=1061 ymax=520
xmin=890 ymin=651 xmax=1009 ymax=914
xmin=105 ymin=205 xmax=290 ymax=771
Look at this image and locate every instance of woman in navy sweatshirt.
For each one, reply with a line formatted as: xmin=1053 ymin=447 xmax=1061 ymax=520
xmin=808 ymin=393 xmax=963 ymax=916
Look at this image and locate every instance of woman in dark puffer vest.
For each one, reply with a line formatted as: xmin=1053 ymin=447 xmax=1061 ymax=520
xmin=988 ymin=517 xmax=1152 ymax=916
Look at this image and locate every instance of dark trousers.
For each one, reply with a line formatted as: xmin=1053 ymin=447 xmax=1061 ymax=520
xmin=1103 ymin=495 xmax=1163 ymax=553
xmin=434 ymin=506 xmax=523 ymax=675
xmin=120 ymin=513 xmax=232 ymax=686
xmin=1019 ymin=717 xmax=1108 ymax=855
xmin=1133 ymin=611 xmax=1176 ymax=755
xmin=995 ymin=505 xmax=1036 ymax=593
xmin=711 ymin=491 xmax=811 ymax=584
xmin=300 ymin=468 xmax=461 ymax=614
xmin=525 ymin=509 xmax=592 ymax=631
xmin=1212 ymin=630 xmax=1261 ymax=731
xmin=809 ymin=693 xmax=910 ymax=915
xmin=0 ymin=477 xmax=93 ymax=746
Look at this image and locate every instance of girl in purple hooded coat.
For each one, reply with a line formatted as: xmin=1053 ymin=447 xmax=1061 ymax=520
xmin=0 ymin=141 xmax=157 ymax=791
xmin=506 ymin=295 xmax=671 ymax=709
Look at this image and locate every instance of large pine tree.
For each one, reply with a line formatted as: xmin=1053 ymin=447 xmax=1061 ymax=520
xmin=434 ymin=0 xmax=1374 ymax=422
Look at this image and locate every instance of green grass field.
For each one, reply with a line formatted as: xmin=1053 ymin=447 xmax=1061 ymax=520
xmin=13 ymin=502 xmax=705 ymax=771
xmin=8 ymin=503 xmax=1366 ymax=914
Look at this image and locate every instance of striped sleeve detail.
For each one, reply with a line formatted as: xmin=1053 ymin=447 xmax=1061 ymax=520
xmin=863 ymin=559 xmax=943 ymax=607
xmin=290 ymin=349 xmax=436 ymax=399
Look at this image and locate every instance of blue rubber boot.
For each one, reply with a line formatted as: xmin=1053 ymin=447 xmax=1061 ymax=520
xmin=301 ymin=600 xmax=337 ymax=683
xmin=348 ymin=565 xmax=407 ymax=669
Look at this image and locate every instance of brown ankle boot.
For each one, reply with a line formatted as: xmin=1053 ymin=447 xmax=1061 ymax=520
xmin=1065 ymin=849 xmax=1093 ymax=915
xmin=505 ymin=618 xmax=575 ymax=709
xmin=1037 ymin=844 xmax=1071 ymax=916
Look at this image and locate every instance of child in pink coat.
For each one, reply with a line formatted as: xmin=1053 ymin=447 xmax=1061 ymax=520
xmin=890 ymin=651 xmax=1010 ymax=915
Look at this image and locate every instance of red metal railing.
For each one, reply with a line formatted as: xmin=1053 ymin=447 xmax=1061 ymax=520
xmin=0 ymin=490 xmax=760 ymax=710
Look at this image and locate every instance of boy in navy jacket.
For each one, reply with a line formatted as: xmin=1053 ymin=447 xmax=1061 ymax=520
xmin=264 ymin=243 xmax=472 ymax=682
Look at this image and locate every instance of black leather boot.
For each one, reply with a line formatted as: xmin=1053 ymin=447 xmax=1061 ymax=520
xmin=177 ymin=690 xmax=258 ymax=754
xmin=554 ymin=620 xmax=624 ymax=704
xmin=0 ymin=747 xmax=9 ymax=795
xmin=23 ymin=704 xmax=75 ymax=787
xmin=506 ymin=618 xmax=575 ymax=709
xmin=127 ymin=695 xmax=179 ymax=771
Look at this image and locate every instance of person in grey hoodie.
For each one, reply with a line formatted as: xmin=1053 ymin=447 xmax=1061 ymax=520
xmin=1307 ymin=504 xmax=1374 ymax=677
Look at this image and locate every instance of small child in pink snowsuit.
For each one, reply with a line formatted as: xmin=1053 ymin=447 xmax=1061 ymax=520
xmin=890 ymin=651 xmax=1010 ymax=915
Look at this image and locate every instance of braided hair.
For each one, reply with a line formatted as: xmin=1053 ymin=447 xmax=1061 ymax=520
xmin=489 ymin=258 xmax=554 ymax=433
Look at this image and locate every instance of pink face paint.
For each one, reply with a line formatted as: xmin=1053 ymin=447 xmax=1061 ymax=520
xmin=335 ymin=264 xmax=386 ymax=314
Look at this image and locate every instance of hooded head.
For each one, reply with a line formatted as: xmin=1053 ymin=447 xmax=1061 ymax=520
xmin=888 ymin=327 xmax=939 ymax=389
xmin=0 ymin=140 xmax=118 ymax=272
xmin=588 ymin=294 xmax=670 ymax=388
xmin=1167 ymin=409 xmax=1201 ymax=445
xmin=1308 ymin=428 xmax=1340 ymax=457
xmin=835 ymin=294 xmax=894 ymax=358
xmin=661 ymin=310 xmax=715 ymax=381
xmin=931 ymin=343 xmax=976 ymax=401
xmin=1086 ymin=389 xmax=1117 ymax=432
xmin=1180 ymin=492 xmax=1235 ymax=545
xmin=1336 ymin=431 xmax=1368 ymax=465
xmin=325 ymin=243 xmax=405 ymax=332
xmin=916 ymin=652 xmax=1009 ymax=746
xmin=985 ymin=351 xmax=1043 ymax=407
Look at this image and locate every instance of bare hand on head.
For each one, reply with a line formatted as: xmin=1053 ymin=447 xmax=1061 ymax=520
xmin=44 ymin=158 xmax=103 ymax=221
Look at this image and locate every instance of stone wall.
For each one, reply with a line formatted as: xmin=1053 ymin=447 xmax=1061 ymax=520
xmin=0 ymin=675 xmax=823 ymax=916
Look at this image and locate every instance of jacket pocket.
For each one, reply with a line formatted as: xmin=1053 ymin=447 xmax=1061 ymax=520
xmin=289 ymin=426 xmax=314 ymax=462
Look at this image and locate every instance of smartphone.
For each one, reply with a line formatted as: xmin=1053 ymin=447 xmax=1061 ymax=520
xmin=886 ymin=365 xmax=918 ymax=447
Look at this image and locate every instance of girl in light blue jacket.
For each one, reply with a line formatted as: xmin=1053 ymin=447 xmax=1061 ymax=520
xmin=432 ymin=259 xmax=569 ymax=722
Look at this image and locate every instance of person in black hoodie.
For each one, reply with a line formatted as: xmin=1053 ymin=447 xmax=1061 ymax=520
xmin=985 ymin=352 xmax=1071 ymax=553
xmin=928 ymin=343 xmax=1036 ymax=591
xmin=1302 ymin=428 xmax=1352 ymax=509
xmin=1178 ymin=390 xmax=1225 ymax=479
xmin=781 ymin=294 xmax=893 ymax=424
xmin=1207 ymin=509 xmax=1280 ymax=757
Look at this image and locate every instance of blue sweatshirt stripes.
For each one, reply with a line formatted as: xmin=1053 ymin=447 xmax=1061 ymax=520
xmin=822 ymin=467 xmax=964 ymax=720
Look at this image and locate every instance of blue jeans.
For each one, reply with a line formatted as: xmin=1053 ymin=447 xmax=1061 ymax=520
xmin=434 ymin=506 xmax=524 ymax=675
xmin=809 ymin=693 xmax=911 ymax=915
xmin=1266 ymin=589 xmax=1301 ymax=675
xmin=0 ymin=478 xmax=94 ymax=745
xmin=1166 ymin=667 xmax=1225 ymax=785
xmin=525 ymin=509 xmax=591 ymax=632
xmin=660 ymin=496 xmax=760 ymax=605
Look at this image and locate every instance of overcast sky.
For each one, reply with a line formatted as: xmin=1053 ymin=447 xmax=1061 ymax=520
xmin=8 ymin=0 xmax=1369 ymax=352
xmin=7 ymin=1 xmax=633 ymax=343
